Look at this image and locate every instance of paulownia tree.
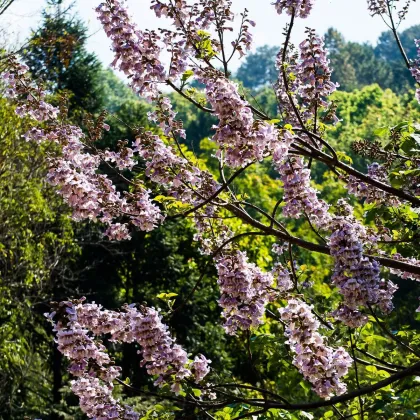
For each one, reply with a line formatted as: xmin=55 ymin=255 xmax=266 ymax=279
xmin=3 ymin=0 xmax=420 ymax=418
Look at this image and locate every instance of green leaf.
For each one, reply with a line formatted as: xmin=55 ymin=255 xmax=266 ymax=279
xmin=336 ymin=151 xmax=353 ymax=164
xmin=154 ymin=195 xmax=176 ymax=203
xmin=181 ymin=69 xmax=194 ymax=83
xmin=157 ymin=292 xmax=178 ymax=301
xmin=373 ymin=126 xmax=389 ymax=137
xmin=364 ymin=335 xmax=389 ymax=345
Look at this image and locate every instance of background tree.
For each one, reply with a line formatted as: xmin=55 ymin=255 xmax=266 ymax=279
xmin=23 ymin=0 xmax=103 ymax=117
xmin=0 ymin=95 xmax=78 ymax=419
xmin=236 ymin=45 xmax=279 ymax=90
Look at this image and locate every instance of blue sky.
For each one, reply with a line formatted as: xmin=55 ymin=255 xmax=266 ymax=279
xmin=4 ymin=0 xmax=420 ymax=73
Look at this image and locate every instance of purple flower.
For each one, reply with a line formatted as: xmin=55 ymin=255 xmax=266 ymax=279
xmin=197 ymin=69 xmax=282 ymax=168
xmin=280 ymin=298 xmax=352 ymax=398
xmin=346 ymin=162 xmax=400 ymax=206
xmin=45 ymin=299 xmax=138 ymax=419
xmin=390 ymin=254 xmax=420 ymax=282
xmin=192 ymin=354 xmax=212 ymax=383
xmin=272 ymin=0 xmax=315 ymax=18
xmin=133 ymin=127 xmax=219 ymax=206
xmin=279 ymin=157 xmax=331 ymax=229
xmin=296 ymin=30 xmax=338 ymax=121
xmin=367 ymin=0 xmax=388 ymax=16
xmin=410 ymin=40 xmax=420 ymax=103
xmin=329 ymin=200 xmax=397 ymax=326
xmin=3 ymin=61 xmax=165 ymax=239
xmin=216 ymin=251 xmax=275 ymax=334
xmin=275 ymin=29 xmax=338 ymax=128
xmin=96 ymin=1 xmax=167 ymax=99
xmin=46 ymin=298 xmax=211 ymax=404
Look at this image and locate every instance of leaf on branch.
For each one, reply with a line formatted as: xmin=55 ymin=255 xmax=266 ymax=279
xmin=157 ymin=292 xmax=178 ymax=301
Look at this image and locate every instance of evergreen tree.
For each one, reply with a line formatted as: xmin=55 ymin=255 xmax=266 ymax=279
xmin=236 ymin=45 xmax=279 ymax=90
xmin=324 ymin=28 xmax=393 ymax=91
xmin=23 ymin=0 xmax=103 ymax=116
xmin=374 ymin=24 xmax=420 ymax=92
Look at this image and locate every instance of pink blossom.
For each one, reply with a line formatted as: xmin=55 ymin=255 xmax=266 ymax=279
xmin=192 ymin=354 xmax=212 ymax=383
xmin=367 ymin=0 xmax=388 ymax=16
xmin=198 ymin=69 xmax=282 ymax=168
xmin=410 ymin=40 xmax=420 ymax=103
xmin=96 ymin=1 xmax=167 ymax=99
xmin=390 ymin=254 xmax=420 ymax=282
xmin=329 ymin=200 xmax=397 ymax=326
xmin=272 ymin=0 xmax=315 ymax=18
xmin=216 ymin=251 xmax=275 ymax=334
xmin=296 ymin=30 xmax=338 ymax=122
xmin=347 ymin=163 xmax=400 ymax=206
xmin=280 ymin=298 xmax=352 ymax=398
xmin=3 ymin=61 xmax=164 ymax=240
xmin=279 ymin=156 xmax=332 ymax=229
xmin=133 ymin=129 xmax=219 ymax=206
xmin=47 ymin=299 xmax=211 ymax=399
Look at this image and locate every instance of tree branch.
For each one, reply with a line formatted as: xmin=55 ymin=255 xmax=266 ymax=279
xmin=226 ymin=204 xmax=420 ymax=275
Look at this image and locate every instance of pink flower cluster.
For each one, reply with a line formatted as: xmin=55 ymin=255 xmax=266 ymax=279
xmin=411 ymin=39 xmax=420 ymax=103
xmin=329 ymin=201 xmax=397 ymax=327
xmin=133 ymin=128 xmax=218 ymax=206
xmin=198 ymin=70 xmax=282 ymax=167
xmin=390 ymin=254 xmax=420 ymax=282
xmin=279 ymin=298 xmax=352 ymax=399
xmin=272 ymin=262 xmax=294 ymax=293
xmin=272 ymin=130 xmax=295 ymax=169
xmin=275 ymin=29 xmax=338 ymax=128
xmin=271 ymin=244 xmax=294 ymax=292
xmin=367 ymin=0 xmax=388 ymax=16
xmin=96 ymin=0 xmax=167 ymax=99
xmin=275 ymin=49 xmax=300 ymax=127
xmin=48 ymin=299 xmax=211 ymax=402
xmin=279 ymin=157 xmax=331 ymax=228
xmin=3 ymin=64 xmax=59 ymax=121
xmin=150 ymin=0 xmax=194 ymax=80
xmin=103 ymin=142 xmax=136 ymax=171
xmin=216 ymin=251 xmax=275 ymax=334
xmin=3 ymin=61 xmax=164 ymax=241
xmin=71 ymin=377 xmax=140 ymax=420
xmin=273 ymin=0 xmax=315 ymax=18
xmin=150 ymin=0 xmax=215 ymax=51
xmin=151 ymin=0 xmax=254 ymax=59
xmin=98 ymin=0 xmax=254 ymax=103
xmin=347 ymin=163 xmax=400 ymax=206
xmin=296 ymin=30 xmax=338 ymax=123
xmin=193 ymin=205 xmax=234 ymax=255
xmin=274 ymin=37 xmax=335 ymax=226
xmin=147 ymin=96 xmax=186 ymax=139
xmin=47 ymin=300 xmax=139 ymax=419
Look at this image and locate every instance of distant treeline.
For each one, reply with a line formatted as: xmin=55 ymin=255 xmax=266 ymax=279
xmin=236 ymin=25 xmax=420 ymax=93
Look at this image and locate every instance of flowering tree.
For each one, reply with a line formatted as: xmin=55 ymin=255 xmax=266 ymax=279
xmin=3 ymin=0 xmax=420 ymax=418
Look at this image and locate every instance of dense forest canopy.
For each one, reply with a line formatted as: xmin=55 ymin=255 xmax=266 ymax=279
xmin=1 ymin=0 xmax=420 ymax=419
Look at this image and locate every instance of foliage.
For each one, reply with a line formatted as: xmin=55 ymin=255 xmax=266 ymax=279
xmin=23 ymin=0 xmax=103 ymax=117
xmin=0 ymin=96 xmax=78 ymax=418
xmin=236 ymin=45 xmax=279 ymax=90
xmin=327 ymin=84 xmax=420 ymax=170
xmin=3 ymin=1 xmax=420 ymax=420
xmin=325 ymin=25 xmax=420 ymax=93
